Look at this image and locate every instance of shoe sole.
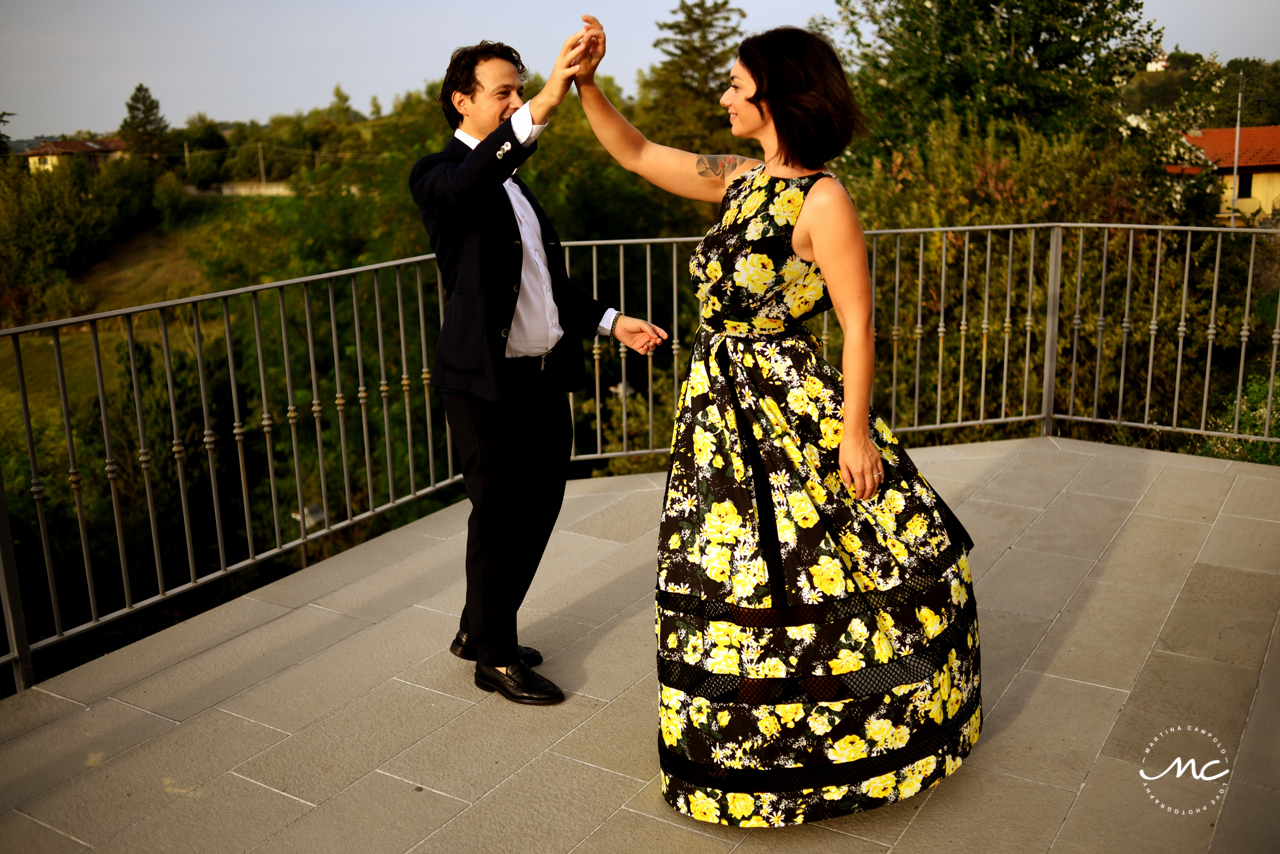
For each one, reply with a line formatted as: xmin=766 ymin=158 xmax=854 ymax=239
xmin=473 ymin=674 xmax=565 ymax=705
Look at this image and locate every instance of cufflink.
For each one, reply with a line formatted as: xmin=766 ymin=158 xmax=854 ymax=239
xmin=497 ymin=141 xmax=512 ymax=159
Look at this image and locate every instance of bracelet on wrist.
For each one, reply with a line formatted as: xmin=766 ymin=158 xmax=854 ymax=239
xmin=609 ymin=313 xmax=622 ymax=340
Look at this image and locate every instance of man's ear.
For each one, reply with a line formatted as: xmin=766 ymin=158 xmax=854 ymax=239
xmin=451 ymin=89 xmax=472 ymax=119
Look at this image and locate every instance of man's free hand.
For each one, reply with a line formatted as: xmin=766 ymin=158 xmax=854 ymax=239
xmin=528 ymin=28 xmax=588 ymax=125
xmin=614 ymin=315 xmax=668 ymax=356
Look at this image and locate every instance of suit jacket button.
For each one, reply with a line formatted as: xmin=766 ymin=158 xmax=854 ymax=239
xmin=514 ymin=240 xmax=521 ymax=247
xmin=513 ymin=284 xmax=520 ymax=293
xmin=501 ymin=328 xmax=510 ymax=337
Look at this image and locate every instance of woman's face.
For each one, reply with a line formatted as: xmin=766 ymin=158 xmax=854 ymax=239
xmin=720 ymin=59 xmax=769 ymax=139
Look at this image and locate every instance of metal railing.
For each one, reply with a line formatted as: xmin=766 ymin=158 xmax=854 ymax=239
xmin=1 ymin=224 xmax=1277 ymax=690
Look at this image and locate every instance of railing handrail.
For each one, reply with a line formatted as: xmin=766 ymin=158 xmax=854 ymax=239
xmin=4 ymin=224 xmax=1276 ymax=338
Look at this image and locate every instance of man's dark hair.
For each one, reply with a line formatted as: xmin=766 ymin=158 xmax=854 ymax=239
xmin=737 ymin=27 xmax=866 ymax=169
xmin=438 ymin=41 xmax=527 ymax=130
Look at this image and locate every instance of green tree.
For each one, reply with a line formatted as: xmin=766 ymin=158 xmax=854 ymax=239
xmin=1202 ymin=58 xmax=1280 ymax=128
xmin=634 ymin=0 xmax=754 ymax=157
xmin=0 ymin=111 xmax=12 ymax=157
xmin=833 ymin=0 xmax=1162 ymax=153
xmin=119 ymin=84 xmax=170 ymax=158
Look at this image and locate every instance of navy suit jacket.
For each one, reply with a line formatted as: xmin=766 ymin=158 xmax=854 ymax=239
xmin=408 ymin=116 xmax=606 ymax=401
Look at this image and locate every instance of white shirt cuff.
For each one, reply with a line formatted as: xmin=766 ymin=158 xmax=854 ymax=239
xmin=511 ymin=103 xmax=546 ymax=148
xmin=598 ymin=308 xmax=618 ymax=337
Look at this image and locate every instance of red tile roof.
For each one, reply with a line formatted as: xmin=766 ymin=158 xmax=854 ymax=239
xmin=24 ymin=137 xmax=127 ymax=156
xmin=1182 ymin=125 xmax=1280 ymax=170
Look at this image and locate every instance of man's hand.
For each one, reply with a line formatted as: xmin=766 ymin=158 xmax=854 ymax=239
xmin=576 ymin=15 xmax=607 ymax=87
xmin=528 ymin=28 xmax=588 ymax=125
xmin=613 ymin=315 xmax=668 ymax=355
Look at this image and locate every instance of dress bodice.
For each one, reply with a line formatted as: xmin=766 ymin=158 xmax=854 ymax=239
xmin=689 ymin=163 xmax=834 ymax=336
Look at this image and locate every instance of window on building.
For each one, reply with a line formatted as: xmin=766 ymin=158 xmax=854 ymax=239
xmin=37 ymin=156 xmax=47 ymax=166
xmin=1237 ymin=173 xmax=1254 ymax=200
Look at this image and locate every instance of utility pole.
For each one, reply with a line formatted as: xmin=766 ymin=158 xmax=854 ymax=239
xmin=1231 ymin=73 xmax=1245 ymax=228
xmin=258 ymin=141 xmax=266 ymax=186
xmin=183 ymin=140 xmax=190 ymax=174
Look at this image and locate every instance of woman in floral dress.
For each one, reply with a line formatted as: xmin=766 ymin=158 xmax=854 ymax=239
xmin=573 ymin=18 xmax=980 ymax=827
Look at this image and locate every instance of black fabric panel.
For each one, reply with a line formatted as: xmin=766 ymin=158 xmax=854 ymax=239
xmin=714 ymin=342 xmax=788 ymax=604
xmin=659 ymin=689 xmax=980 ymax=793
xmin=659 ymin=600 xmax=978 ymax=704
xmin=656 ymin=539 xmax=969 ymax=629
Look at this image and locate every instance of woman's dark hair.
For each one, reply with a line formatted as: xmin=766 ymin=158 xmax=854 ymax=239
xmin=438 ymin=41 xmax=527 ymax=130
xmin=737 ymin=27 xmax=866 ymax=169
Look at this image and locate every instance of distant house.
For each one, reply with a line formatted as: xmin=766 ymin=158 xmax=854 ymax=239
xmin=24 ymin=137 xmax=127 ymax=172
xmin=1180 ymin=125 xmax=1280 ymax=219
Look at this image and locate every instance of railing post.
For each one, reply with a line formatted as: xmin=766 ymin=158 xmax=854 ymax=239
xmin=1041 ymin=226 xmax=1064 ymax=436
xmin=0 ymin=461 xmax=35 ymax=690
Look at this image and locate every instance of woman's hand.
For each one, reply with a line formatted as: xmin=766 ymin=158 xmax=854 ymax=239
xmin=578 ymin=15 xmax=607 ymax=86
xmin=613 ymin=314 xmax=668 ymax=355
xmin=840 ymin=427 xmax=884 ymax=501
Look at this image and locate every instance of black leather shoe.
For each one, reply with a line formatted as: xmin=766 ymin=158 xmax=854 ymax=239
xmin=450 ymin=631 xmax=543 ymax=667
xmin=474 ymin=660 xmax=565 ymax=705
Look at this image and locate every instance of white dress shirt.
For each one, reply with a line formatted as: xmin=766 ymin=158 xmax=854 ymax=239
xmin=454 ymin=104 xmax=616 ymax=357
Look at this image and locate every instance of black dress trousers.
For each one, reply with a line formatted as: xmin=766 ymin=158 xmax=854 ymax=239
xmin=442 ymin=360 xmax=572 ymax=666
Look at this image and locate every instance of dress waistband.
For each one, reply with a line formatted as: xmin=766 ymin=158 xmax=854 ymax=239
xmin=699 ymin=316 xmax=809 ymax=339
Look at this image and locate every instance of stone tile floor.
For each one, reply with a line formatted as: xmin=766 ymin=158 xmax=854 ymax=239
xmin=1 ymin=436 xmax=1278 ymax=853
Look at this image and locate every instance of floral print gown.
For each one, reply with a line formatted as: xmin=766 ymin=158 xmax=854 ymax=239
xmin=656 ymin=164 xmax=981 ymax=828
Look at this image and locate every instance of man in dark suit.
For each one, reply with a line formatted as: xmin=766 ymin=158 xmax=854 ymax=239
xmin=409 ymin=32 xmax=666 ymax=705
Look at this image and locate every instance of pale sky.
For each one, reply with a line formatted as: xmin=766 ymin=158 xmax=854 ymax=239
xmin=2 ymin=0 xmax=1277 ymax=140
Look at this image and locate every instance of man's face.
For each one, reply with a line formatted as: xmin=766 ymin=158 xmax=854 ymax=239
xmin=453 ymin=58 xmax=524 ymax=140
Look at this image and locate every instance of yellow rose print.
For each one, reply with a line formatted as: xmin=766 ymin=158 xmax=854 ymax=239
xmin=734 ymin=252 xmax=776 ymax=294
xmin=898 ymin=774 xmax=922 ymax=799
xmin=951 ymin=578 xmax=969 ymax=606
xmin=706 ymin=644 xmax=740 ymax=674
xmin=845 ymin=618 xmax=870 ymax=642
xmin=781 ymin=256 xmax=809 ymax=284
xmin=704 ymin=500 xmax=746 ymax=543
xmin=871 ymin=630 xmax=895 ymax=663
xmin=789 ymin=491 xmax=820 ymax=528
xmin=739 ymin=189 xmax=768 ymax=220
xmin=822 ymin=785 xmax=849 ymax=800
xmin=769 ymin=187 xmax=805 ymax=225
xmin=786 ymin=624 xmax=816 ymax=641
xmin=717 ymin=710 xmax=731 ymax=727
xmin=692 ymin=425 xmax=716 ymax=467
xmin=746 ymin=218 xmax=765 ymax=240
xmin=668 ymin=532 xmax=681 ymax=550
xmin=818 ymin=417 xmax=844 ymax=450
xmin=826 ymin=734 xmax=868 ymax=763
xmin=810 ymin=555 xmax=846 ymax=596
xmin=703 ymin=544 xmax=731 ymax=582
xmin=861 ymin=773 xmax=897 ymax=799
xmin=865 ymin=716 xmax=894 ymax=747
xmin=724 ymin=320 xmax=749 ymax=335
xmin=757 ymin=712 xmax=782 ymax=738
xmin=883 ymin=489 xmax=906 ymax=514
xmin=805 ymin=478 xmax=828 ymax=505
xmin=917 ymin=606 xmax=945 ymax=639
xmin=775 ymin=515 xmax=797 ymax=545
xmin=688 ymin=790 xmax=720 ymax=823
xmin=777 ymin=703 xmax=805 ymax=727
xmin=753 ymin=316 xmax=784 ymax=334
xmin=807 ymin=712 xmax=833 ymax=735
xmin=721 ymin=204 xmax=738 ymax=227
xmin=829 ymin=648 xmax=865 ymax=674
xmin=786 ymin=387 xmax=809 ymax=415
xmin=740 ymin=816 xmax=769 ymax=827
xmin=706 ymin=259 xmax=723 ymax=282
xmin=727 ymin=792 xmax=756 ymax=820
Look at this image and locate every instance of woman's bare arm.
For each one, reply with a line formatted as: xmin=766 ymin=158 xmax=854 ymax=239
xmin=575 ymin=15 xmax=757 ymax=203
xmin=797 ymin=178 xmax=884 ymax=500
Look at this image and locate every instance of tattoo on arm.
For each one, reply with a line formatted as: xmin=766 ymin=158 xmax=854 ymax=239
xmin=695 ymin=154 xmax=746 ymax=183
